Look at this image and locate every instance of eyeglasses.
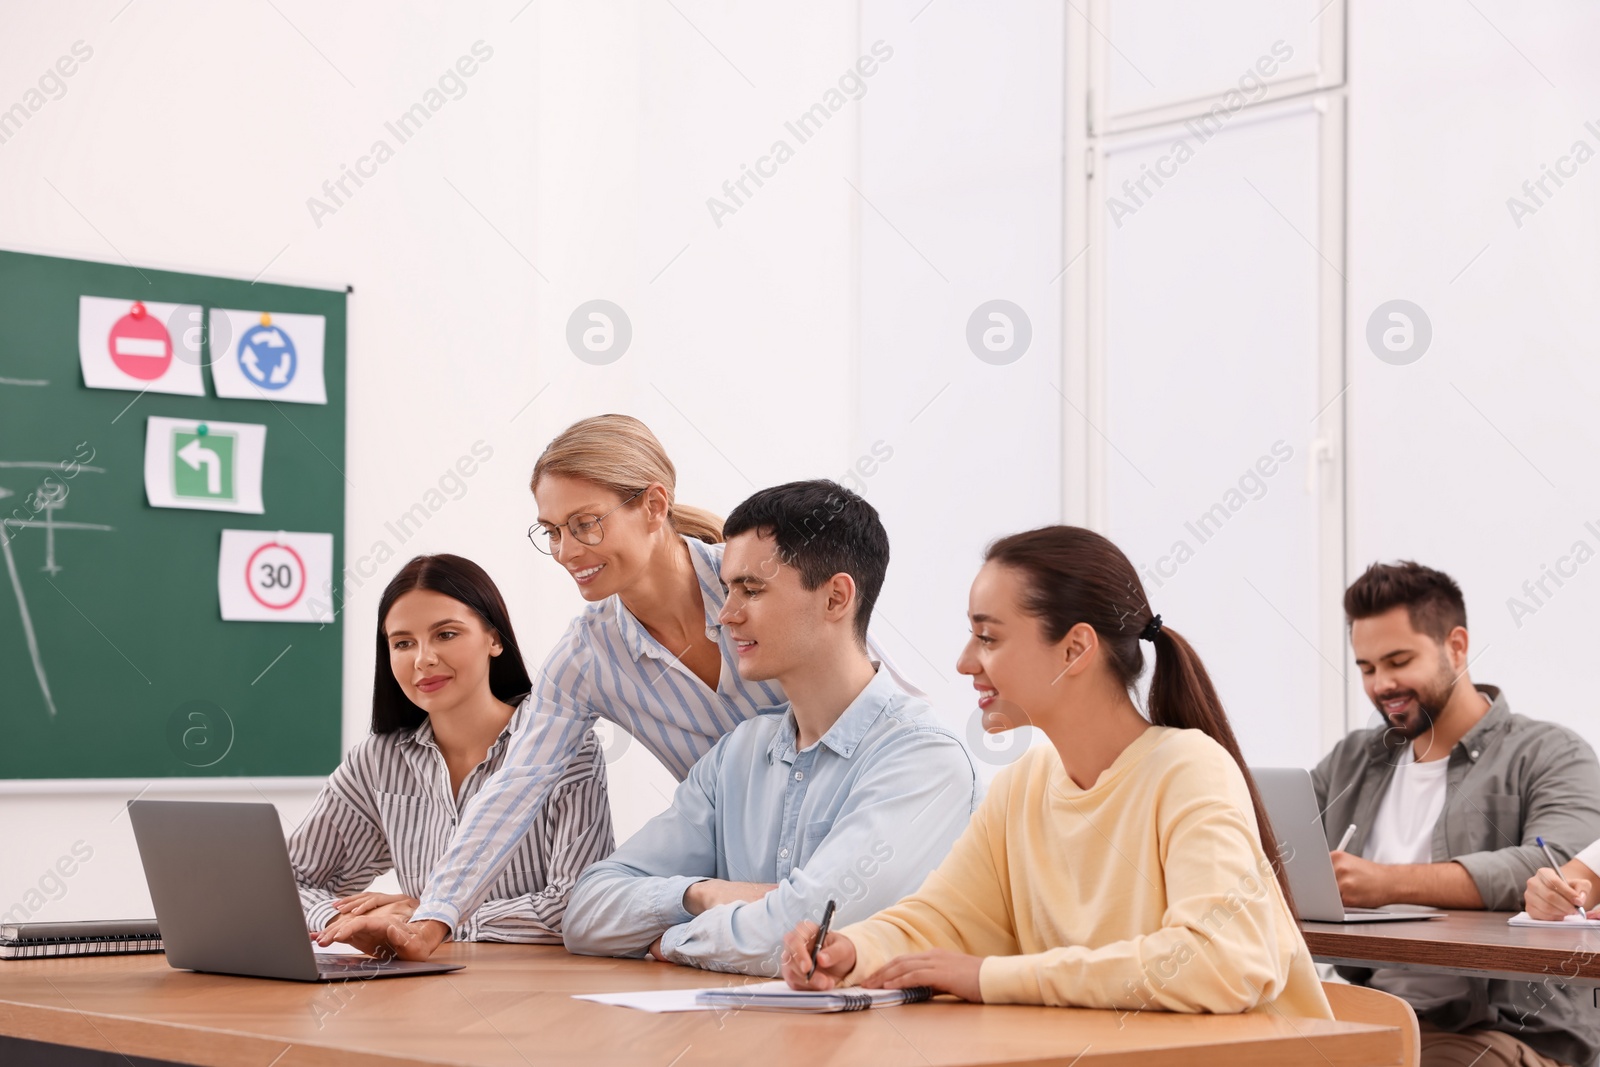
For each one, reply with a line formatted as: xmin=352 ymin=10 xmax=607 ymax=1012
xmin=527 ymin=488 xmax=646 ymax=556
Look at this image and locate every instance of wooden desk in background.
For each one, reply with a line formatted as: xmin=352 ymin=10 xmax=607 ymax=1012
xmin=0 ymin=943 xmax=1400 ymax=1067
xmin=1303 ymin=910 xmax=1600 ymax=993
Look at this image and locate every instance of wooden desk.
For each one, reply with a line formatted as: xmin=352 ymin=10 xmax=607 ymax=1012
xmin=1302 ymin=910 xmax=1600 ymax=989
xmin=0 ymin=944 xmax=1399 ymax=1067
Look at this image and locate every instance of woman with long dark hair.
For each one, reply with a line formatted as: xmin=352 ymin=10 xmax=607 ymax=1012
xmin=780 ymin=526 xmax=1331 ymax=1019
xmin=290 ymin=554 xmax=612 ymax=945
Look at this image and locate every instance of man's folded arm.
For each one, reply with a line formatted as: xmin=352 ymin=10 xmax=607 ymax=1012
xmin=563 ymin=741 xmax=724 ymax=956
xmin=657 ymin=728 xmax=977 ymax=975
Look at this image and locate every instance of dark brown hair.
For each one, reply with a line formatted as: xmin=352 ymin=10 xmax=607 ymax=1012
xmin=1344 ymin=560 xmax=1467 ymax=643
xmin=985 ymin=525 xmax=1295 ymax=913
xmin=372 ymin=554 xmax=532 ymax=734
xmin=723 ymin=479 xmax=888 ymax=643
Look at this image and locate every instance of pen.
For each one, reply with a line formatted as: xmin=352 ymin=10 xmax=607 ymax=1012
xmin=1335 ymin=824 xmax=1357 ymax=853
xmin=807 ymin=899 xmax=837 ymax=981
xmin=1537 ymin=837 xmax=1588 ymax=920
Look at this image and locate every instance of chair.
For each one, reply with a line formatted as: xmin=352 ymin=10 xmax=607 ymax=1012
xmin=1322 ymin=980 xmax=1421 ymax=1067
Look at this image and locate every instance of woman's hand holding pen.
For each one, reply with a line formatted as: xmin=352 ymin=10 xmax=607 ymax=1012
xmin=780 ymin=921 xmax=856 ymax=990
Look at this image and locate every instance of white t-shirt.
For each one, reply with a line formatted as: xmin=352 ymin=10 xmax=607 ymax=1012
xmin=1362 ymin=744 xmax=1474 ymax=1010
xmin=1575 ymin=836 xmax=1600 ymax=877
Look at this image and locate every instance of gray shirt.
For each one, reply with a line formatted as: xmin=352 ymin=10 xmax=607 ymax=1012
xmin=1312 ymin=685 xmax=1600 ymax=1067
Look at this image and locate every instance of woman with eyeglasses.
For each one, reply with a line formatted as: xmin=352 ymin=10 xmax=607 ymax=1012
xmin=328 ymin=414 xmax=906 ymax=960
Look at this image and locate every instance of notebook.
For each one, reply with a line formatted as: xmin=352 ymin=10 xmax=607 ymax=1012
xmin=1508 ymin=912 xmax=1600 ymax=928
xmin=695 ymin=979 xmax=935 ymax=1013
xmin=1 ymin=919 xmax=162 ymax=960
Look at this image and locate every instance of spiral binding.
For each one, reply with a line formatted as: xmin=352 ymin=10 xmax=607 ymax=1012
xmin=0 ymin=937 xmax=163 ymax=959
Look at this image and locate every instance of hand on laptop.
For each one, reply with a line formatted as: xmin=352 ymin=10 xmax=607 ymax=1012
xmin=683 ymin=879 xmax=777 ymax=915
xmin=316 ymin=915 xmax=450 ymax=960
xmin=315 ymin=896 xmax=418 ymax=951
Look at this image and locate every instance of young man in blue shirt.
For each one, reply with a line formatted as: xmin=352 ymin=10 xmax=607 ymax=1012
xmin=562 ymin=479 xmax=979 ymax=975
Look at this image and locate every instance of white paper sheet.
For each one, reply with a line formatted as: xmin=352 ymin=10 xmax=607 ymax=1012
xmin=143 ymin=416 xmax=266 ymax=514
xmin=218 ymin=529 xmax=335 ymax=624
xmin=79 ymin=295 xmax=206 ymax=396
xmin=571 ymin=988 xmax=724 ymax=1013
xmin=208 ymin=308 xmax=327 ymax=405
xmin=1508 ymin=911 xmax=1600 ymax=928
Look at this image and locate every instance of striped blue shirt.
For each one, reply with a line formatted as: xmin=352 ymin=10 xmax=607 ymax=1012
xmin=418 ymin=535 xmax=897 ymax=932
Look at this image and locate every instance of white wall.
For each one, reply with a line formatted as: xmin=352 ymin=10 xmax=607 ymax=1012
xmin=1346 ymin=0 xmax=1600 ymax=741
xmin=0 ymin=0 xmax=865 ymax=921
xmin=1100 ymin=101 xmax=1332 ymax=768
xmin=855 ymin=0 xmax=1065 ymax=776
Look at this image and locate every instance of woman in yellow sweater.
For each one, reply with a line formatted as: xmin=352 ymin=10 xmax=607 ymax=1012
xmin=780 ymin=526 xmax=1331 ymax=1018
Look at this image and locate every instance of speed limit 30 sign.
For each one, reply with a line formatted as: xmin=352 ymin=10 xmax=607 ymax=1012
xmin=246 ymin=541 xmax=307 ymax=611
xmin=219 ymin=530 xmax=335 ymax=624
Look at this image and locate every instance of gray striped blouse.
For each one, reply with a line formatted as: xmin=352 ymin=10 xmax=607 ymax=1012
xmin=288 ymin=700 xmax=612 ymax=943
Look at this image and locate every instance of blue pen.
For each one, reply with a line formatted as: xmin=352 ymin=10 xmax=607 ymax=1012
xmin=1537 ymin=836 xmax=1588 ymax=920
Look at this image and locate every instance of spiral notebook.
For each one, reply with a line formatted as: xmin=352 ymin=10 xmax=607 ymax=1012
xmin=695 ymin=980 xmax=934 ymax=1013
xmin=0 ymin=919 xmax=162 ymax=959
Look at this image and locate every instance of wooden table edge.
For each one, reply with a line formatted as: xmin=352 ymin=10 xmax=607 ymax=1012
xmin=0 ymin=994 xmax=1404 ymax=1067
xmin=1299 ymin=917 xmax=1600 ymax=986
xmin=0 ymin=998 xmax=420 ymax=1067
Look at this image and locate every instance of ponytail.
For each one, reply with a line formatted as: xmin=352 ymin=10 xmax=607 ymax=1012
xmin=668 ymin=503 xmax=723 ymax=545
xmin=1147 ymin=625 xmax=1296 ymax=915
xmin=985 ymin=526 xmax=1296 ymax=915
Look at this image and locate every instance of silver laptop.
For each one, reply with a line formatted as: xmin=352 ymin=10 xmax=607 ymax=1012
xmin=128 ymin=800 xmax=463 ymax=981
xmin=1253 ymin=768 xmax=1444 ymax=924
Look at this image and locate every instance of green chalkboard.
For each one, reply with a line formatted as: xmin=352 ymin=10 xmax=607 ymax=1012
xmin=0 ymin=249 xmax=345 ymax=780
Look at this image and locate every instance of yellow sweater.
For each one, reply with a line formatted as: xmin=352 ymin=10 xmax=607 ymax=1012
xmin=838 ymin=726 xmax=1332 ymax=1017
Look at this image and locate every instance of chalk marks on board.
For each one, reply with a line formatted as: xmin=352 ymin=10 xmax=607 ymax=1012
xmin=0 ymin=446 xmax=113 ymax=718
xmin=0 ymin=489 xmax=55 ymax=717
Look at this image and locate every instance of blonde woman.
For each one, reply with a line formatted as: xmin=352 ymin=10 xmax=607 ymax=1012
xmin=326 ymin=415 xmax=908 ymax=959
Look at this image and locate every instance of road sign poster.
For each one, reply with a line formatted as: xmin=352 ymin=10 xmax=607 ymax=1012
xmin=78 ymin=295 xmax=207 ymax=396
xmin=208 ymin=308 xmax=327 ymax=405
xmin=217 ymin=529 xmax=335 ymax=624
xmin=143 ymin=416 xmax=266 ymax=514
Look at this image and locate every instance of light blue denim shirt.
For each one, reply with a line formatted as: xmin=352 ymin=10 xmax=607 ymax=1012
xmin=563 ymin=665 xmax=980 ymax=976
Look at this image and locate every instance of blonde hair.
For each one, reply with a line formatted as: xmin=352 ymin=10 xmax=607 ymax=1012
xmin=530 ymin=414 xmax=723 ymax=544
